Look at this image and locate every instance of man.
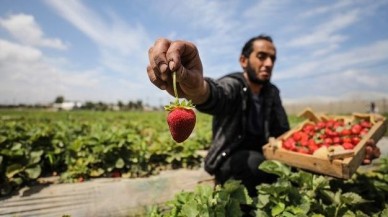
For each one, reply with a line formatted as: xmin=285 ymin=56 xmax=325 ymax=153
xmin=147 ymin=34 xmax=380 ymax=197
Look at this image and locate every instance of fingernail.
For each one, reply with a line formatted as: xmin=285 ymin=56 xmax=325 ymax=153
xmin=160 ymin=85 xmax=166 ymax=90
xmin=160 ymin=63 xmax=168 ymax=73
xmin=169 ymin=61 xmax=175 ymax=71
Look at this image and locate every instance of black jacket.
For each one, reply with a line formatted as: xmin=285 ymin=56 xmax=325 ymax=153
xmin=196 ymin=72 xmax=290 ymax=175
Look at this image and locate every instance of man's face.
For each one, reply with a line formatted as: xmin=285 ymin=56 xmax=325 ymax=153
xmin=241 ymin=40 xmax=276 ymax=85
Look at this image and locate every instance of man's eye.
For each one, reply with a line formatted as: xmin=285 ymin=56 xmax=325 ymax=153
xmin=257 ymin=53 xmax=266 ymax=60
xmin=257 ymin=53 xmax=276 ymax=62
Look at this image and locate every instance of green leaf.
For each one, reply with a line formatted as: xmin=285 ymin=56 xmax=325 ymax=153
xmin=271 ymin=202 xmax=285 ymax=216
xmin=311 ymin=214 xmax=325 ymax=217
xmin=334 ymin=190 xmax=342 ymax=205
xmin=282 ymin=211 xmax=302 ymax=217
xmin=255 ymin=210 xmax=269 ymax=217
xmin=29 ymin=150 xmax=44 ymax=164
xmin=6 ymin=164 xmax=23 ymax=178
xmin=312 ymin=175 xmax=330 ymax=190
xmin=181 ymin=200 xmax=200 ymax=217
xmin=12 ymin=177 xmax=23 ymax=185
xmin=224 ymin=180 xmax=253 ymax=205
xmin=340 ymin=192 xmax=367 ymax=205
xmin=290 ymin=170 xmax=313 ymax=188
xmin=226 ymin=199 xmax=243 ymax=217
xmin=380 ymin=208 xmax=388 ymax=217
xmin=354 ymin=210 xmax=370 ymax=217
xmin=257 ymin=194 xmax=270 ymax=209
xmin=115 ymin=158 xmax=125 ymax=169
xmin=90 ymin=168 xmax=105 ymax=177
xmin=25 ymin=165 xmax=42 ymax=179
xmin=342 ymin=209 xmax=356 ymax=217
xmin=259 ymin=160 xmax=291 ymax=178
xmin=258 ymin=180 xmax=291 ymax=197
xmin=11 ymin=142 xmax=22 ymax=150
xmin=286 ymin=205 xmax=309 ymax=215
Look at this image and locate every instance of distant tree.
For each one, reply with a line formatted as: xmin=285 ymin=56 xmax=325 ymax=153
xmin=128 ymin=101 xmax=134 ymax=110
xmin=136 ymin=100 xmax=143 ymax=110
xmin=54 ymin=96 xmax=65 ymax=103
xmin=82 ymin=101 xmax=95 ymax=110
xmin=97 ymin=101 xmax=108 ymax=111
xmin=117 ymin=100 xmax=124 ymax=110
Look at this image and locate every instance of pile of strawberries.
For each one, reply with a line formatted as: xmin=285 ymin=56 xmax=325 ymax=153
xmin=282 ymin=119 xmax=373 ymax=155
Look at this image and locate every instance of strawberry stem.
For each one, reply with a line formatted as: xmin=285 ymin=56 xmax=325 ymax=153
xmin=173 ymin=71 xmax=178 ymax=100
xmin=164 ymin=71 xmax=195 ymax=111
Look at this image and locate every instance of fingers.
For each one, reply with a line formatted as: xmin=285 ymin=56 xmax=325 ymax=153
xmin=362 ymin=140 xmax=381 ymax=165
xmin=147 ymin=38 xmax=203 ymax=100
xmin=365 ymin=139 xmax=376 ymax=146
xmin=167 ymin=40 xmax=199 ymax=82
xmin=363 ymin=159 xmax=371 ymax=164
xmin=373 ymin=146 xmax=381 ymax=158
xmin=147 ymin=65 xmax=166 ymax=90
xmin=148 ymin=38 xmax=171 ymax=81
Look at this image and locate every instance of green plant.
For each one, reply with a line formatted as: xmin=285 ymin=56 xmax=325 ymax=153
xmin=151 ymin=157 xmax=388 ymax=217
xmin=151 ymin=180 xmax=252 ymax=217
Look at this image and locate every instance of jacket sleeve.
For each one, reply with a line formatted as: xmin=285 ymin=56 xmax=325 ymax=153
xmin=195 ymin=76 xmax=242 ymax=116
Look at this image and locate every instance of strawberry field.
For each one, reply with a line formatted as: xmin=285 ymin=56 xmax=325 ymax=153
xmin=1 ymin=109 xmax=388 ymax=217
xmin=0 ymin=109 xmax=214 ymax=196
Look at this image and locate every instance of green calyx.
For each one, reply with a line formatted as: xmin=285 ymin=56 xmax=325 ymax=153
xmin=164 ymin=71 xmax=195 ymax=111
xmin=164 ymin=98 xmax=195 ymax=111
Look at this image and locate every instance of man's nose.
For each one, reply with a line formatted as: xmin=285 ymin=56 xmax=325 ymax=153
xmin=264 ymin=57 xmax=274 ymax=67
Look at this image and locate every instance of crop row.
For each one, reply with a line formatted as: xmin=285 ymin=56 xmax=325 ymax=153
xmin=0 ymin=110 xmax=212 ymax=196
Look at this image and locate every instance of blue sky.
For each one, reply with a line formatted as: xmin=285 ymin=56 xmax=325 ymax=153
xmin=1 ymin=0 xmax=388 ymax=106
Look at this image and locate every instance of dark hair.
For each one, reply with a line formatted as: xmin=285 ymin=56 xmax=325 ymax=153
xmin=241 ymin=34 xmax=274 ymax=58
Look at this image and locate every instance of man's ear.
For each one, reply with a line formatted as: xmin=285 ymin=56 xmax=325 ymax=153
xmin=239 ymin=55 xmax=248 ymax=69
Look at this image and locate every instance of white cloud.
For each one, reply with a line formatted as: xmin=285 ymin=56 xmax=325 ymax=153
xmin=311 ymin=44 xmax=339 ymax=57
xmin=298 ymin=1 xmax=353 ymax=18
xmin=276 ymin=39 xmax=388 ymax=80
xmin=0 ymin=39 xmax=42 ymax=62
xmin=0 ymin=38 xmax=103 ymax=103
xmin=243 ymin=0 xmax=291 ymax=21
xmin=44 ymin=0 xmax=150 ymax=57
xmin=171 ymin=0 xmax=238 ymax=34
xmin=288 ymin=9 xmax=359 ymax=47
xmin=0 ymin=37 xmax=155 ymax=105
xmin=313 ymin=69 xmax=388 ymax=102
xmin=0 ymin=13 xmax=67 ymax=49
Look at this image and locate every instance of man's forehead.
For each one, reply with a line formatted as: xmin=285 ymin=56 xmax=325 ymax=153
xmin=252 ymin=40 xmax=276 ymax=52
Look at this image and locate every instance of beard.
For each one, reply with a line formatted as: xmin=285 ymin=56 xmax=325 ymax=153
xmin=246 ymin=61 xmax=270 ymax=85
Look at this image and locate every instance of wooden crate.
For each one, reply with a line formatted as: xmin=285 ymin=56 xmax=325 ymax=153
xmin=262 ymin=108 xmax=387 ymax=179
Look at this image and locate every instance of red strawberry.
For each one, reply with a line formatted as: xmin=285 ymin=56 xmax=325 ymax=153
xmin=164 ymin=71 xmax=196 ymax=143
xmin=166 ymin=106 xmax=196 ymax=143
xmin=342 ymin=142 xmax=354 ymax=150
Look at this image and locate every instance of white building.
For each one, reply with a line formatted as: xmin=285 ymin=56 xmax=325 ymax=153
xmin=52 ymin=101 xmax=83 ymax=111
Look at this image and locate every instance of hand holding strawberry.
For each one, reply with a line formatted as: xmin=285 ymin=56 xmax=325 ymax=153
xmin=165 ymin=71 xmax=196 ymax=143
xmin=147 ymin=38 xmax=209 ymax=105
